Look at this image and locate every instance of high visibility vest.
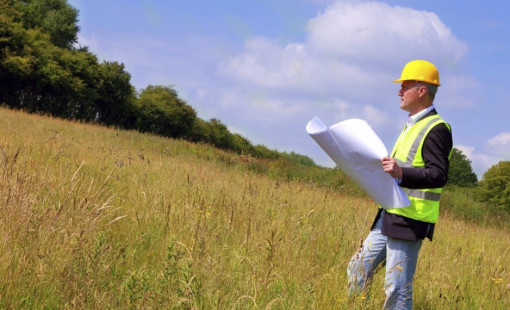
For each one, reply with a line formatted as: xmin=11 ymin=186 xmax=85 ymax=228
xmin=385 ymin=114 xmax=451 ymax=223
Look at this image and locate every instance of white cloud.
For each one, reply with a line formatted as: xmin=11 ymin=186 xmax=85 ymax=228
xmin=487 ymin=132 xmax=510 ymax=150
xmin=220 ymin=38 xmax=311 ymax=91
xmin=363 ymin=104 xmax=392 ymax=128
xmin=306 ymin=1 xmax=468 ymax=65
xmin=225 ymin=56 xmax=368 ymax=102
xmin=478 ymin=132 xmax=510 ymax=173
xmin=455 ymin=145 xmax=475 ymax=159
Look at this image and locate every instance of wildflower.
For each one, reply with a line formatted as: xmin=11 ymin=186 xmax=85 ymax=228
xmin=492 ymin=278 xmax=503 ymax=284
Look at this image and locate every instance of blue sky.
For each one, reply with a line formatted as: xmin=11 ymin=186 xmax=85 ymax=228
xmin=68 ymin=0 xmax=510 ymax=178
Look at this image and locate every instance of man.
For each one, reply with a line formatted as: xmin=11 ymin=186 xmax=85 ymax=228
xmin=347 ymin=60 xmax=453 ymax=309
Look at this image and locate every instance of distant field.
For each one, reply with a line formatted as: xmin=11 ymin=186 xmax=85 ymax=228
xmin=0 ymin=107 xmax=508 ymax=309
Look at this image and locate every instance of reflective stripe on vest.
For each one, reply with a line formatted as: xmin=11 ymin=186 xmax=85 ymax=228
xmin=394 ymin=116 xmax=442 ymax=167
xmin=401 ymin=188 xmax=441 ymax=201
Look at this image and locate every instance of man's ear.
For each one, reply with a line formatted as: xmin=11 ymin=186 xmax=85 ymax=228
xmin=418 ymin=86 xmax=428 ymax=98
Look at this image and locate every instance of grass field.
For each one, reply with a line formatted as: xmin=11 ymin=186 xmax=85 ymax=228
xmin=0 ymin=107 xmax=508 ymax=309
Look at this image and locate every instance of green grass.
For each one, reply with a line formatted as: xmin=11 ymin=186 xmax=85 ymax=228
xmin=441 ymin=187 xmax=510 ymax=230
xmin=0 ymin=107 xmax=508 ymax=309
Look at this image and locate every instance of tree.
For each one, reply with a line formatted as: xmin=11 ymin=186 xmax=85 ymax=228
xmin=0 ymin=0 xmax=101 ymax=120
xmin=16 ymin=0 xmax=79 ymax=48
xmin=447 ymin=147 xmax=478 ymax=187
xmin=135 ymin=85 xmax=197 ymax=138
xmin=95 ymin=61 xmax=136 ymax=128
xmin=187 ymin=117 xmax=211 ymax=143
xmin=207 ymin=118 xmax=235 ymax=151
xmin=477 ymin=161 xmax=510 ymax=211
xmin=36 ymin=45 xmax=101 ymax=120
xmin=0 ymin=0 xmax=35 ymax=106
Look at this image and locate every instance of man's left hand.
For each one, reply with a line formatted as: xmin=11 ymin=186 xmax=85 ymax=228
xmin=382 ymin=156 xmax=402 ymax=179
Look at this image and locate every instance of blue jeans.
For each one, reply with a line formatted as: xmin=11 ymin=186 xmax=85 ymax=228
xmin=347 ymin=211 xmax=422 ymax=309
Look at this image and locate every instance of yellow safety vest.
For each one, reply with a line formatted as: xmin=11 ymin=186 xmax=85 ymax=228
xmin=385 ymin=114 xmax=451 ymax=223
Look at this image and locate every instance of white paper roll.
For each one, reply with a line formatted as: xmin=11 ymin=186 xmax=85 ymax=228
xmin=306 ymin=117 xmax=410 ymax=209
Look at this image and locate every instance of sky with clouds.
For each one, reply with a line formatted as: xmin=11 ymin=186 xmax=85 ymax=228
xmin=68 ymin=0 xmax=510 ymax=178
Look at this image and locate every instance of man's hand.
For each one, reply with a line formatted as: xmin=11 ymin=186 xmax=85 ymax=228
xmin=382 ymin=156 xmax=402 ymax=179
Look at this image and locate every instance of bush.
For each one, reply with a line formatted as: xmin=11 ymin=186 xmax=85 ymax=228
xmin=477 ymin=161 xmax=510 ymax=211
xmin=135 ymin=85 xmax=197 ymax=138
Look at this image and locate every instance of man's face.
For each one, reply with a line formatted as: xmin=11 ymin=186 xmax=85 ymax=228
xmin=397 ymin=81 xmax=425 ymax=114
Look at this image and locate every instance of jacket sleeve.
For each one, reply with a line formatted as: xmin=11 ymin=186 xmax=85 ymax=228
xmin=400 ymin=123 xmax=452 ymax=189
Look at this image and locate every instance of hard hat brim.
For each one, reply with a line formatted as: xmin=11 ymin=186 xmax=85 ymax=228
xmin=392 ymin=78 xmax=441 ymax=86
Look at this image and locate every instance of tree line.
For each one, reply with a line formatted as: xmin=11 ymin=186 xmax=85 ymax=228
xmin=0 ymin=0 xmax=314 ymax=165
xmin=1 ymin=0 xmax=508 ymax=211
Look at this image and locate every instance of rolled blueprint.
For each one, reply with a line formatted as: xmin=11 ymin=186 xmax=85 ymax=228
xmin=306 ymin=117 xmax=410 ymax=209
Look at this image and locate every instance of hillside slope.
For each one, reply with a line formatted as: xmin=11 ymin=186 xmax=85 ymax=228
xmin=0 ymin=108 xmax=508 ymax=309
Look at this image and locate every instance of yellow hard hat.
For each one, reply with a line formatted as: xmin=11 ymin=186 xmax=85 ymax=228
xmin=393 ymin=60 xmax=440 ymax=86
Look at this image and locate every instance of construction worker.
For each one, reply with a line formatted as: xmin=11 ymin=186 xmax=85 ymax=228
xmin=347 ymin=60 xmax=453 ymax=309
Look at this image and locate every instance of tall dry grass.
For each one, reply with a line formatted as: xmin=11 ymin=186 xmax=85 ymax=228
xmin=0 ymin=107 xmax=508 ymax=309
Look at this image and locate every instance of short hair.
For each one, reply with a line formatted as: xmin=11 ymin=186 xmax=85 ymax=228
xmin=415 ymin=82 xmax=438 ymax=101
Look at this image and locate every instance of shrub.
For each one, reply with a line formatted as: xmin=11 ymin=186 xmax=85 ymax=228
xmin=477 ymin=161 xmax=510 ymax=211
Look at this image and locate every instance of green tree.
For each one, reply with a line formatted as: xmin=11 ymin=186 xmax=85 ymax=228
xmin=16 ymin=0 xmax=79 ymax=48
xmin=135 ymin=85 xmax=197 ymax=138
xmin=95 ymin=61 xmax=136 ymax=128
xmin=188 ymin=118 xmax=258 ymax=156
xmin=187 ymin=118 xmax=211 ymax=143
xmin=37 ymin=45 xmax=100 ymax=120
xmin=11 ymin=35 xmax=100 ymax=120
xmin=447 ymin=147 xmax=478 ymax=187
xmin=252 ymin=144 xmax=280 ymax=160
xmin=207 ymin=118 xmax=235 ymax=151
xmin=0 ymin=0 xmax=35 ymax=106
xmin=231 ymin=133 xmax=256 ymax=156
xmin=0 ymin=0 xmax=101 ymax=120
xmin=477 ymin=161 xmax=510 ymax=211
xmin=284 ymin=151 xmax=316 ymax=167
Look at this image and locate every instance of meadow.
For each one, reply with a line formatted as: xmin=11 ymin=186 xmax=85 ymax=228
xmin=0 ymin=107 xmax=508 ymax=309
